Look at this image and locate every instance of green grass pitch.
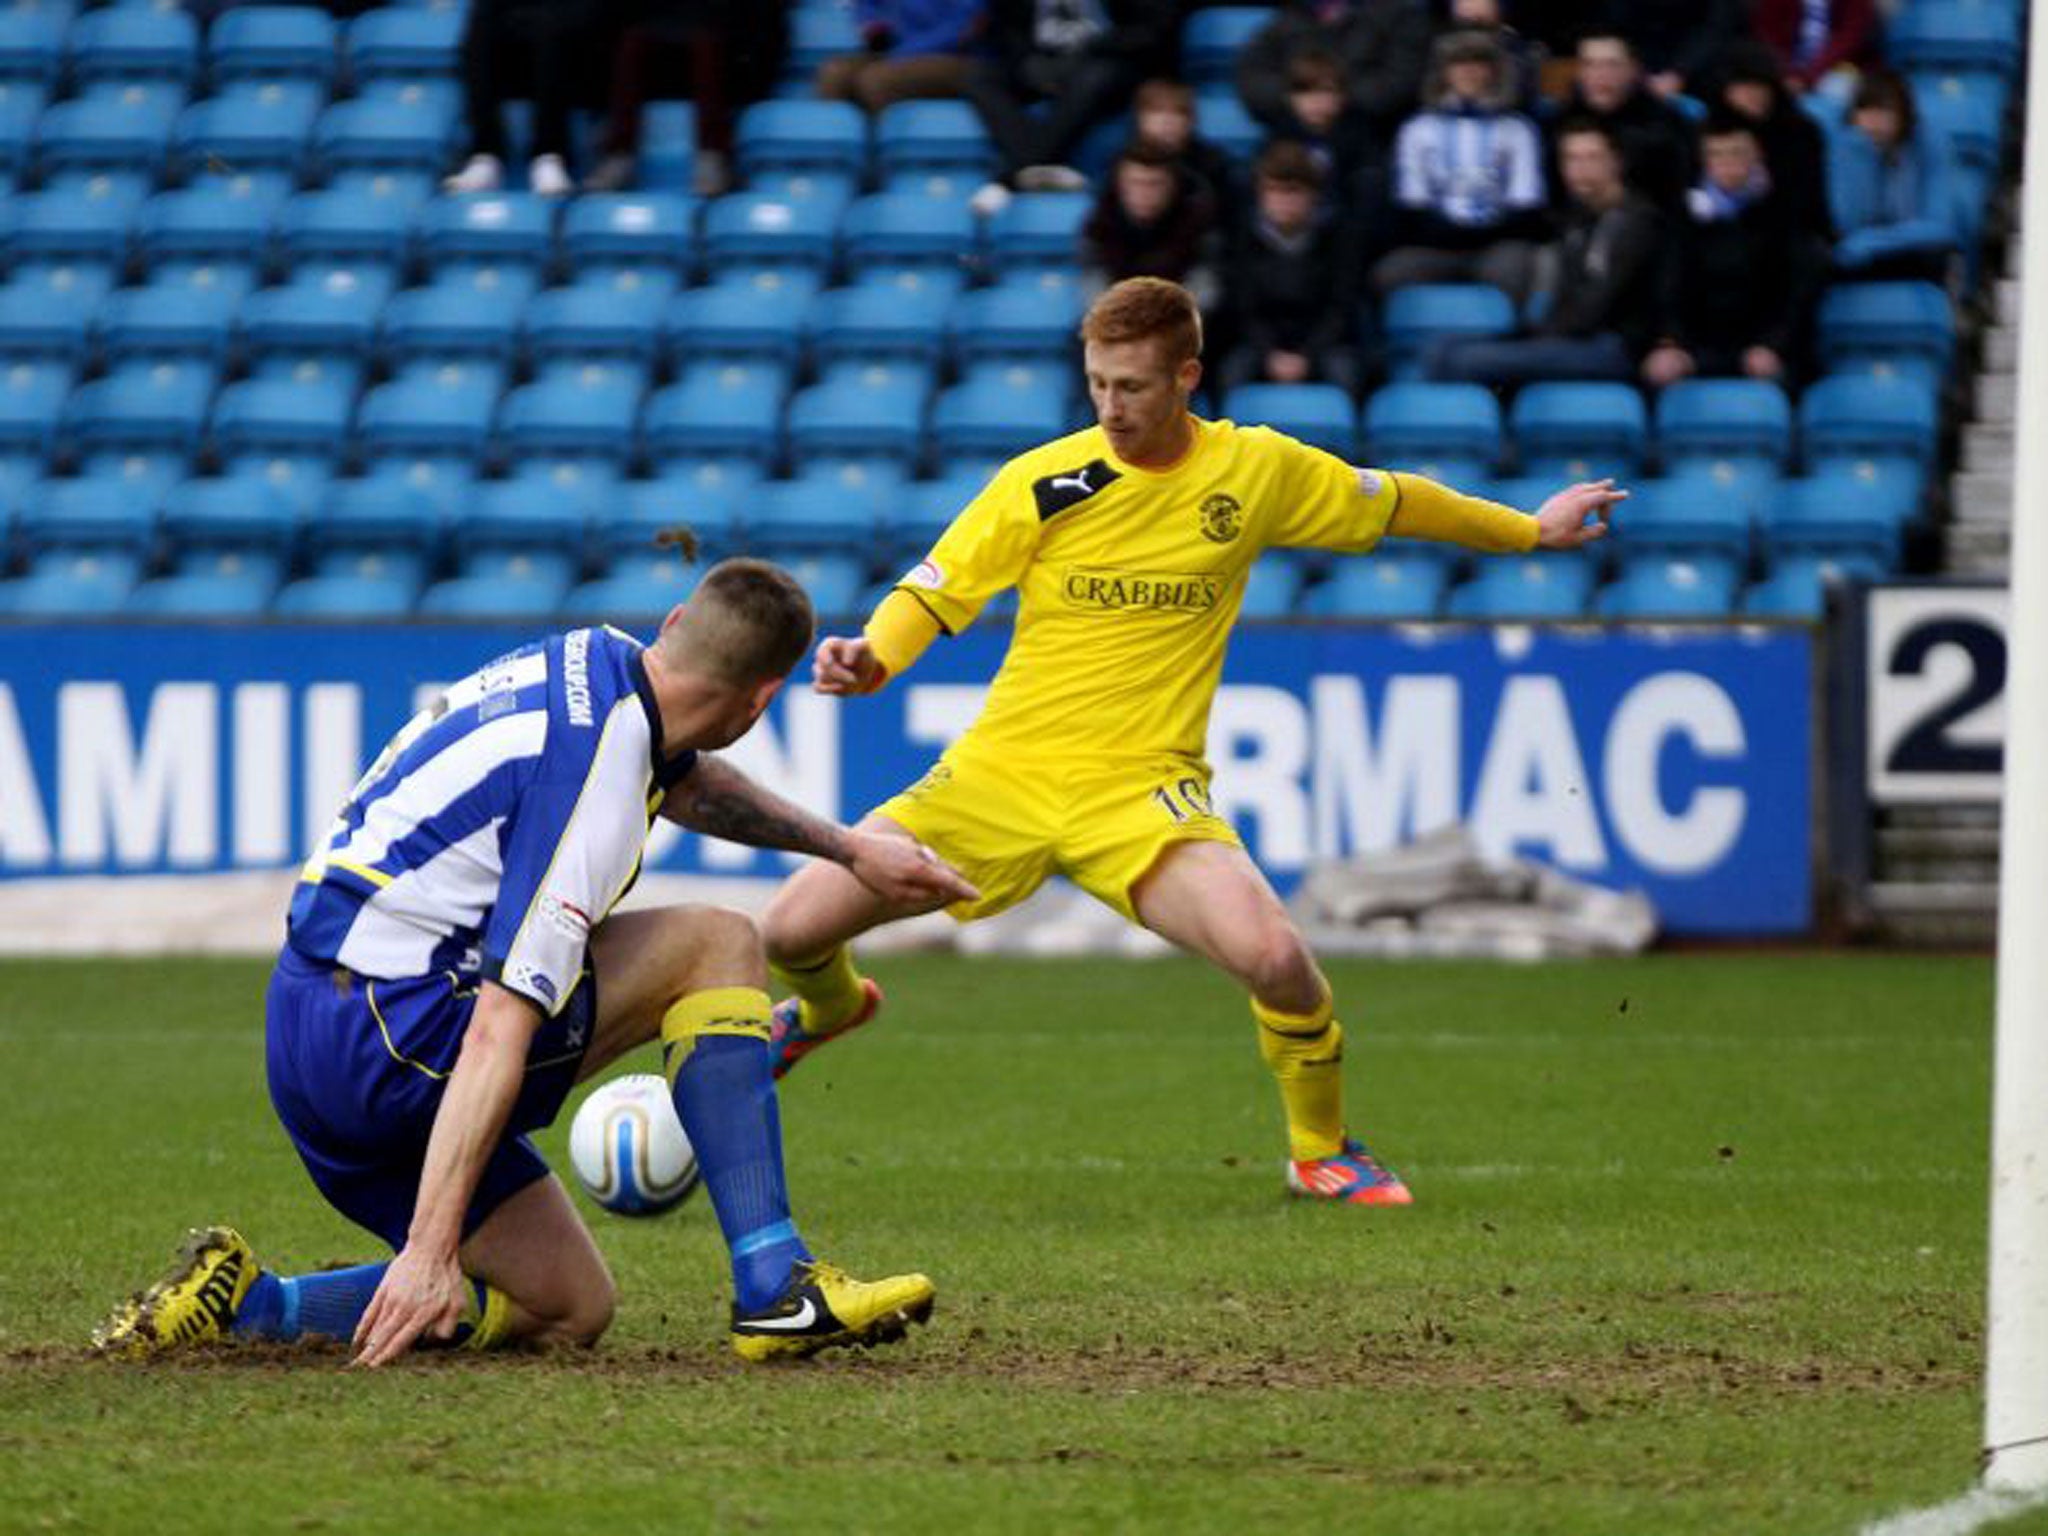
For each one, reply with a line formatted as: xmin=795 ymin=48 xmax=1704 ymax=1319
xmin=0 ymin=951 xmax=2008 ymax=1534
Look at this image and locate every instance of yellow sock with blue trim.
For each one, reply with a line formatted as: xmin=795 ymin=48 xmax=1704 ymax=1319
xmin=770 ymin=945 xmax=868 ymax=1036
xmin=1254 ymin=994 xmax=1346 ymax=1162
xmin=463 ymin=1282 xmax=515 ymax=1350
xmin=661 ymin=986 xmax=812 ymax=1309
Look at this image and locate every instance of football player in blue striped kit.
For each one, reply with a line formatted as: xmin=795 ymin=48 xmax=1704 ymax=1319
xmin=92 ymin=558 xmax=976 ymax=1365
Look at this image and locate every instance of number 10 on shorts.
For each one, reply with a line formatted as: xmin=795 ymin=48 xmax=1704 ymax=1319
xmin=1151 ymin=776 xmax=1215 ymax=824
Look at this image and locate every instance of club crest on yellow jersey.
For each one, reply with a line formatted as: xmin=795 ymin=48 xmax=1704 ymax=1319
xmin=1198 ymin=493 xmax=1243 ymax=543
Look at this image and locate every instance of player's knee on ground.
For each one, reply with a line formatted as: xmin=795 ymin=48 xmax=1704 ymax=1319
xmin=526 ymin=1267 xmax=617 ymax=1347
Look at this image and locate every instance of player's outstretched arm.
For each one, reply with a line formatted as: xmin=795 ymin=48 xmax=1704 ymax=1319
xmin=813 ymin=634 xmax=889 ymax=696
xmin=1532 ymin=478 xmax=1628 ymax=550
xmin=353 ymin=983 xmax=540 ymax=1367
xmin=1383 ymin=471 xmax=1626 ymax=554
xmin=662 ymin=757 xmax=978 ymax=905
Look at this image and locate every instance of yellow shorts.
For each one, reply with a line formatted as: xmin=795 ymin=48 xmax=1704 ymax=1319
xmin=873 ymin=743 xmax=1244 ymax=923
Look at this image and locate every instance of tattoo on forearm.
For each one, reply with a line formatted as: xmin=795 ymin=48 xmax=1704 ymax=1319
xmin=674 ymin=763 xmax=850 ymax=861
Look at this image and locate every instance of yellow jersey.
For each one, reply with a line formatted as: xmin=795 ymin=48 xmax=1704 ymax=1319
xmin=895 ymin=416 xmax=1401 ymax=761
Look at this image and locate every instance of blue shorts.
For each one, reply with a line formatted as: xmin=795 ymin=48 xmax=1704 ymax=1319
xmin=264 ymin=944 xmax=595 ymax=1251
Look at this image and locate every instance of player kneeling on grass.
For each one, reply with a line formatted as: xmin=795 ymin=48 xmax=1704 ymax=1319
xmin=93 ymin=559 xmax=976 ymax=1366
xmin=761 ymin=276 xmax=1625 ymax=1206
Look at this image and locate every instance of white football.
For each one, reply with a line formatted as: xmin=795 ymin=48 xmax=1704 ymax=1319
xmin=568 ymin=1073 xmax=701 ymax=1216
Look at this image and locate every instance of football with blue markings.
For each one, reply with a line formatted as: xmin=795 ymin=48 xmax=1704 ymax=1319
xmin=568 ymin=1074 xmax=701 ymax=1216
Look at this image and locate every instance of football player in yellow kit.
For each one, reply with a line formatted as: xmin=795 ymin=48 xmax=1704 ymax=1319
xmin=761 ymin=276 xmax=1623 ymax=1204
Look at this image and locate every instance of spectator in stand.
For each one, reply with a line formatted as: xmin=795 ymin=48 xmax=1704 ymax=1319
xmin=1753 ymin=0 xmax=1881 ymax=98
xmin=1555 ymin=30 xmax=1694 ymax=215
xmin=1608 ymin=0 xmax=1743 ymax=100
xmin=1131 ymin=77 xmax=1237 ymax=212
xmin=1079 ymin=142 xmax=1223 ymax=311
xmin=963 ymin=0 xmax=1177 ymax=194
xmin=1827 ymin=67 xmax=1959 ymax=284
xmin=1714 ymin=39 xmax=1832 ymax=240
xmin=1373 ymin=28 xmax=1548 ymax=302
xmin=1220 ymin=140 xmax=1366 ymax=394
xmin=1265 ymin=49 xmax=1376 ymax=210
xmin=445 ymin=0 xmax=621 ymax=196
xmin=1642 ymin=112 xmax=1823 ymax=388
xmin=1427 ymin=118 xmax=1665 ymax=387
xmin=1435 ymin=0 xmax=1542 ymax=111
xmin=581 ymin=0 xmax=790 ymax=194
xmin=815 ymin=0 xmax=986 ymax=114
xmin=1236 ymin=0 xmax=1434 ymax=161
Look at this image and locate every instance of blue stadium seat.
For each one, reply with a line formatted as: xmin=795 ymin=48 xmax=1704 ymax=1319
xmin=0 ymin=10 xmax=61 ymax=85
xmin=782 ymin=5 xmax=860 ymax=84
xmin=641 ymin=369 xmax=785 ymax=475
xmin=1443 ymin=555 xmax=1595 ymax=619
xmin=161 ymin=475 xmax=300 ymax=560
xmin=273 ymin=570 xmax=419 ymax=617
xmin=1307 ymin=554 xmax=1451 ymax=619
xmin=451 ymin=478 xmax=594 ymax=557
xmin=841 ymin=192 xmax=977 ymax=288
xmin=19 ymin=473 xmax=158 ymax=555
xmin=1917 ymin=83 xmax=2002 ymax=175
xmin=0 ymin=79 xmax=45 ymax=179
xmin=344 ymin=6 xmax=463 ymax=83
xmin=0 ymin=554 xmax=138 ymax=614
xmin=136 ymin=184 xmax=278 ymax=291
xmin=356 ymin=371 xmax=498 ymax=472
xmin=563 ymin=548 xmax=702 ymax=620
xmin=208 ymin=6 xmax=339 ymax=87
xmin=1224 ymin=383 xmax=1357 ymax=458
xmin=127 ymin=568 xmax=279 ymax=616
xmin=1763 ymin=469 xmax=1917 ymax=568
xmin=381 ymin=284 xmax=522 ymax=373
xmin=1815 ymin=282 xmax=1956 ymax=384
xmin=0 ymin=279 xmax=92 ymax=361
xmin=1654 ymin=378 xmax=1793 ymax=475
xmin=495 ymin=372 xmax=644 ymax=473
xmin=313 ymin=97 xmax=453 ymax=182
xmin=874 ymin=99 xmax=996 ymax=192
xmin=630 ymin=98 xmax=698 ymax=191
xmin=1741 ymin=552 xmax=1885 ymax=619
xmin=1799 ymin=373 xmax=1939 ymax=477
xmin=787 ymin=370 xmax=928 ymax=474
xmin=314 ymin=476 xmax=445 ymax=568
xmin=1888 ymin=2 xmax=2021 ymax=78
xmin=809 ymin=283 xmax=948 ymax=377
xmin=986 ymin=192 xmax=1091 ymax=276
xmin=736 ymin=99 xmax=868 ymax=185
xmin=1183 ymin=7 xmax=1273 ymax=85
xmin=0 ymin=358 xmax=71 ymax=465
xmin=948 ymin=279 xmax=1083 ymax=368
xmin=892 ymin=472 xmax=979 ymax=560
xmin=746 ymin=473 xmax=892 ymax=556
xmin=276 ymin=189 xmax=415 ymax=285
xmin=1191 ymin=90 xmax=1263 ymax=163
xmin=6 ymin=186 xmax=137 ymax=297
xmin=172 ymin=81 xmax=320 ymax=181
xmin=1240 ymin=554 xmax=1307 ymax=619
xmin=420 ymin=192 xmax=556 ymax=284
xmin=1510 ymin=381 xmax=1648 ymax=480
xmin=240 ymin=277 xmax=385 ymax=379
xmin=777 ymin=551 xmax=868 ymax=619
xmin=33 ymin=85 xmax=178 ymax=186
xmin=67 ymin=5 xmax=198 ymax=86
xmin=1364 ymin=382 xmax=1502 ymax=473
xmin=418 ymin=561 xmax=576 ymax=618
xmin=65 ymin=361 xmax=215 ymax=476
xmin=1592 ymin=557 xmax=1740 ymax=618
xmin=1383 ymin=284 xmax=1515 ymax=380
xmin=606 ymin=475 xmax=750 ymax=561
xmin=1614 ymin=474 xmax=1755 ymax=564
xmin=560 ymin=193 xmax=697 ymax=284
xmin=930 ymin=373 xmax=1072 ymax=474
xmin=210 ymin=376 xmax=355 ymax=476
xmin=524 ymin=282 xmax=668 ymax=374
xmin=664 ymin=276 xmax=813 ymax=374
xmin=703 ymin=193 xmax=842 ymax=279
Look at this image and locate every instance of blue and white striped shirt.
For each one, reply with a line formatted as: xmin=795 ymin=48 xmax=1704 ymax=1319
xmin=287 ymin=626 xmax=698 ymax=1016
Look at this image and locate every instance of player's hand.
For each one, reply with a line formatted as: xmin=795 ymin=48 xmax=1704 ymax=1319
xmin=352 ymin=1240 xmax=468 ymax=1368
xmin=813 ymin=635 xmax=889 ymax=696
xmin=1533 ymin=478 xmax=1627 ymax=550
xmin=845 ymin=830 xmax=979 ymax=906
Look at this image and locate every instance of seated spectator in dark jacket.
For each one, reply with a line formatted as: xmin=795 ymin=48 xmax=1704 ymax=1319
xmin=1236 ymin=0 xmax=1434 ymax=154
xmin=1428 ymin=119 xmax=1664 ymax=387
xmin=1437 ymin=0 xmax=1542 ymax=111
xmin=1079 ymin=142 xmax=1223 ymax=311
xmin=1753 ymin=0 xmax=1881 ymax=96
xmin=1607 ymin=0 xmax=1743 ymax=100
xmin=1373 ymin=28 xmax=1548 ymax=301
xmin=1220 ymin=141 xmax=1366 ymax=395
xmin=1131 ymin=77 xmax=1238 ymax=212
xmin=1266 ymin=48 xmax=1379 ymax=211
xmin=1828 ymin=67 xmax=1959 ymax=283
xmin=815 ymin=0 xmax=986 ymax=114
xmin=965 ymin=0 xmax=1175 ymax=190
xmin=1643 ymin=113 xmax=1823 ymax=388
xmin=1556 ymin=30 xmax=1694 ymax=214
xmin=1714 ymin=40 xmax=1831 ymax=240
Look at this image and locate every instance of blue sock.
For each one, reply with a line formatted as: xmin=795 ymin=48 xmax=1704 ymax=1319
xmin=230 ymin=1263 xmax=390 ymax=1343
xmin=668 ymin=1033 xmax=812 ymax=1310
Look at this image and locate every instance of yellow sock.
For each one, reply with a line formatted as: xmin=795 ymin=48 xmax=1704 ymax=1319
xmin=769 ymin=946 xmax=867 ymax=1036
xmin=464 ymin=1283 xmax=515 ymax=1351
xmin=660 ymin=986 xmax=773 ymax=1082
xmin=1254 ymin=994 xmax=1346 ymax=1162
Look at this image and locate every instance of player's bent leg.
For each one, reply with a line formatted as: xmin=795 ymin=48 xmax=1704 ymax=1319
xmin=458 ymin=1174 xmax=617 ymax=1348
xmin=581 ymin=903 xmax=768 ymax=1082
xmin=1131 ymin=840 xmax=1411 ymax=1207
